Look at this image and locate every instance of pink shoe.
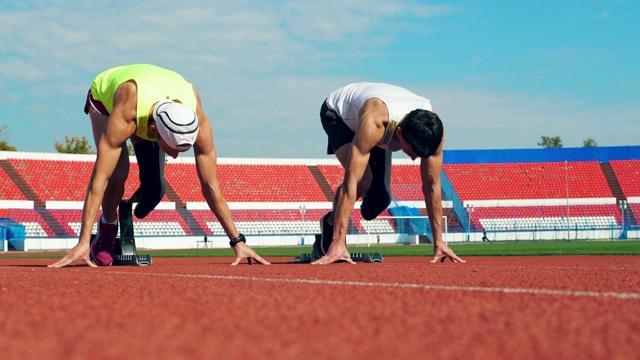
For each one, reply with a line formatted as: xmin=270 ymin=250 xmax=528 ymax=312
xmin=90 ymin=217 xmax=118 ymax=266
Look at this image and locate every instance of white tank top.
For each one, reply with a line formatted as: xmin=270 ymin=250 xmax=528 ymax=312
xmin=325 ymin=83 xmax=432 ymax=151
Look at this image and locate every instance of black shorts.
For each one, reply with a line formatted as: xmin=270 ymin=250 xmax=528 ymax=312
xmin=320 ymin=99 xmax=355 ymax=155
xmin=319 ymin=99 xmax=393 ymax=220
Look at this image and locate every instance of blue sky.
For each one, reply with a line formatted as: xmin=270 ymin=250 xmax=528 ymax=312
xmin=0 ymin=0 xmax=638 ymax=159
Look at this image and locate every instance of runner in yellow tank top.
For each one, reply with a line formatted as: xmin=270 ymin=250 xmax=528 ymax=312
xmin=50 ymin=64 xmax=269 ymax=268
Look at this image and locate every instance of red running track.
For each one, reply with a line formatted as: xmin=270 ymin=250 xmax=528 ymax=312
xmin=0 ymin=255 xmax=638 ymax=360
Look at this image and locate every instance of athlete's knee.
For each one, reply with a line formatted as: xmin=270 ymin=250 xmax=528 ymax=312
xmin=360 ymin=190 xmax=392 ymax=221
xmin=133 ymin=179 xmax=166 ymax=219
xmin=134 ymin=198 xmax=162 ymax=219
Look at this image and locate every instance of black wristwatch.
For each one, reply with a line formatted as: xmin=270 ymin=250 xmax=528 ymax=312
xmin=229 ymin=234 xmax=246 ymax=248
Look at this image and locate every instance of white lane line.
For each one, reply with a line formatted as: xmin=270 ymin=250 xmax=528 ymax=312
xmin=97 ymin=270 xmax=640 ymax=300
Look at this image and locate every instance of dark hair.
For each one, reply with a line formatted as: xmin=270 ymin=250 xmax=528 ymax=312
xmin=398 ymin=109 xmax=443 ymax=158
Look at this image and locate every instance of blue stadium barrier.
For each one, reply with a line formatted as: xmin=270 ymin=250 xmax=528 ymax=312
xmin=0 ymin=218 xmax=26 ymax=250
xmin=443 ymin=145 xmax=640 ymax=164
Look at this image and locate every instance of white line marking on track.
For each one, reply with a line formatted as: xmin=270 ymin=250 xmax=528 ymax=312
xmin=97 ymin=270 xmax=640 ymax=300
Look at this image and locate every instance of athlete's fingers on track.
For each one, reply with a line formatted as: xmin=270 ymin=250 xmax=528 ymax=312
xmin=311 ymin=252 xmax=355 ymax=265
xmin=230 ymin=254 xmax=270 ymax=266
xmin=343 ymin=255 xmax=356 ymax=264
xmin=448 ymin=251 xmax=466 ymax=263
xmin=48 ymin=255 xmax=73 ymax=268
xmin=430 ymin=255 xmax=448 ymax=263
xmin=251 ymin=254 xmax=271 ymax=265
xmin=311 ymin=256 xmax=334 ymax=265
xmin=229 ymin=242 xmax=270 ymax=265
xmin=48 ymin=253 xmax=76 ymax=268
xmin=47 ymin=260 xmax=65 ymax=268
xmin=430 ymin=254 xmax=466 ymax=264
xmin=48 ymin=249 xmax=97 ymax=268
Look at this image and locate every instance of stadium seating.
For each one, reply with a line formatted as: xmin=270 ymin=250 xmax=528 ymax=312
xmin=179 ymin=208 xmax=396 ymax=237
xmin=127 ymin=210 xmax=189 ymax=236
xmin=444 ymin=161 xmax=612 ymax=200
xmin=166 ymin=163 xmax=326 ymax=203
xmin=1 ymin=209 xmax=52 ymax=237
xmin=444 ymin=161 xmax=621 ymax=232
xmin=391 ymin=165 xmax=423 ymax=201
xmin=49 ymin=209 xmax=190 ymax=237
xmin=352 ymin=209 xmax=395 ymax=234
xmin=315 ymin=164 xmax=343 ymax=193
xmin=0 ymin=167 xmax=26 ymax=200
xmin=7 ymin=159 xmax=93 ymax=202
xmin=472 ymin=205 xmax=620 ymax=231
xmin=48 ymin=209 xmax=84 ymax=237
xmin=1 ymin=149 xmax=637 ymax=240
xmin=185 ymin=209 xmax=327 ymax=236
xmin=629 ymin=204 xmax=640 ymax=224
xmin=610 ymin=160 xmax=640 ymax=197
xmin=5 ymin=159 xmax=167 ymax=202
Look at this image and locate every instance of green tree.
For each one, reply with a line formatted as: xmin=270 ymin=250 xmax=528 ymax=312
xmin=583 ymin=138 xmax=598 ymax=147
xmin=0 ymin=125 xmax=18 ymax=151
xmin=537 ymin=135 xmax=563 ymax=148
xmin=54 ymin=135 xmax=95 ymax=154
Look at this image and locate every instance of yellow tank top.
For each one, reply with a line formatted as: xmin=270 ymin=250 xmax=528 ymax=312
xmin=90 ymin=64 xmax=197 ymax=141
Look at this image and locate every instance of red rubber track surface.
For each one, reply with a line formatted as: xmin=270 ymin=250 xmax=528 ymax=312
xmin=0 ymin=256 xmax=638 ymax=360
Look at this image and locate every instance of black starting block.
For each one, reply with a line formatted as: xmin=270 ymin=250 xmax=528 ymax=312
xmin=350 ymin=252 xmax=383 ymax=263
xmin=293 ymin=252 xmax=383 ymax=263
xmin=91 ymin=197 xmax=152 ymax=266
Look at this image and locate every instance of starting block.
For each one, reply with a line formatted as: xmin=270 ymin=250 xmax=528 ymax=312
xmin=91 ymin=198 xmax=152 ymax=266
xmin=293 ymin=252 xmax=383 ymax=263
xmin=350 ymin=252 xmax=383 ymax=263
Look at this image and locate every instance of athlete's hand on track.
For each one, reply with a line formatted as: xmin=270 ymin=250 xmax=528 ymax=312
xmin=231 ymin=242 xmax=270 ymax=265
xmin=430 ymin=243 xmax=465 ymax=263
xmin=48 ymin=242 xmax=97 ymax=268
xmin=311 ymin=242 xmax=355 ymax=265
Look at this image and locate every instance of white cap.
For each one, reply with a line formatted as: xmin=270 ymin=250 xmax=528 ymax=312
xmin=152 ymin=100 xmax=199 ymax=151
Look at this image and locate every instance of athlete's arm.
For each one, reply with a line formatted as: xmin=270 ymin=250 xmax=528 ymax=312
xmin=332 ymin=98 xmax=387 ymax=245
xmin=191 ymin=89 xmax=269 ymax=265
xmin=191 ymin=90 xmax=236 ymax=237
xmin=49 ymin=83 xmax=137 ymax=268
xmin=420 ymin=136 xmax=444 ymax=245
xmin=420 ymin=133 xmax=464 ymax=263
xmin=79 ymin=83 xmax=137 ymax=244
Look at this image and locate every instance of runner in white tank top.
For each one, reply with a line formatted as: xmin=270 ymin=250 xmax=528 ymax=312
xmin=315 ymin=82 xmax=465 ymax=265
